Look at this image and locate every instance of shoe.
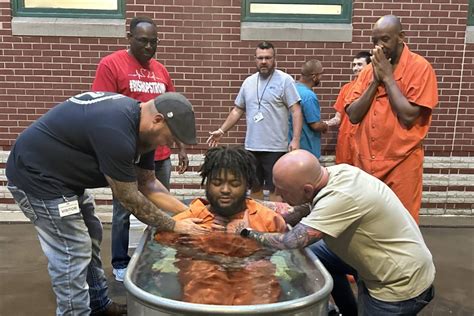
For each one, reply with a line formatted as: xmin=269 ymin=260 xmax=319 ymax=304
xmin=113 ymin=268 xmax=126 ymax=282
xmin=91 ymin=302 xmax=127 ymax=315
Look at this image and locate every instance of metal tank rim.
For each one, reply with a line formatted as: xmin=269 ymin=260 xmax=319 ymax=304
xmin=124 ymin=226 xmax=333 ymax=315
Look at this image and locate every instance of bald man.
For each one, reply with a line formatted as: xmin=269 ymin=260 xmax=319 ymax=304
xmin=238 ymin=150 xmax=435 ymax=315
xmin=345 ymin=15 xmax=438 ymax=223
xmin=289 ymin=59 xmax=328 ymax=158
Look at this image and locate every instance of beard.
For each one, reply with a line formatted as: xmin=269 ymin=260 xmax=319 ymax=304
xmin=257 ymin=66 xmax=274 ymax=79
xmin=206 ymin=190 xmax=247 ymax=218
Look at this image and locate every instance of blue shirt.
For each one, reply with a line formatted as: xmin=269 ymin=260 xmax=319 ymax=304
xmin=289 ymin=82 xmax=322 ymax=158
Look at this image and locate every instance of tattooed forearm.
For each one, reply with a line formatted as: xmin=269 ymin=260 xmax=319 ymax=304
xmin=106 ymin=175 xmax=176 ymax=232
xmin=248 ymin=223 xmax=323 ymax=250
xmin=260 ymin=201 xmax=311 ymax=226
xmin=280 ymin=204 xmax=311 ymax=226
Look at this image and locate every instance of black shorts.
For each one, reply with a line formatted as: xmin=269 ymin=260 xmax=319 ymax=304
xmin=248 ymin=151 xmax=286 ymax=192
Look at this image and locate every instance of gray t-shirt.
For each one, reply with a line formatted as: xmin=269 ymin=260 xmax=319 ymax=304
xmin=235 ymin=69 xmax=300 ymax=151
xmin=301 ymin=164 xmax=435 ymax=302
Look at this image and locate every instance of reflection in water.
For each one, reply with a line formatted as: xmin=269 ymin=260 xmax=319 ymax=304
xmin=133 ymin=229 xmax=323 ymax=305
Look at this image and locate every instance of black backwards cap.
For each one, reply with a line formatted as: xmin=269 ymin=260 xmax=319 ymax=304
xmin=154 ymin=92 xmax=197 ymax=145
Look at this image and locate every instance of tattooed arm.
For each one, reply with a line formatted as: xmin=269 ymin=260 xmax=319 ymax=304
xmin=135 ymin=167 xmax=188 ymax=214
xmin=260 ymin=201 xmax=312 ymax=226
xmin=244 ymin=223 xmax=324 ymax=250
xmin=106 ymin=170 xmax=207 ymax=234
xmin=277 ymin=204 xmax=311 ymax=226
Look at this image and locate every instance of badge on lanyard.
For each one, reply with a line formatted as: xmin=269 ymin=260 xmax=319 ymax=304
xmin=253 ymin=111 xmax=264 ymax=122
xmin=58 ymin=200 xmax=80 ymax=217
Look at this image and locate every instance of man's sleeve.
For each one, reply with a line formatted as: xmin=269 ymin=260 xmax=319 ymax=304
xmin=136 ymin=151 xmax=155 ymax=170
xmin=234 ymin=82 xmax=246 ymax=109
xmin=405 ymin=61 xmax=438 ymax=109
xmin=89 ymin=123 xmax=138 ymax=182
xmin=253 ymin=203 xmax=288 ymax=233
xmin=283 ymin=77 xmax=302 ymax=107
xmin=301 ymin=191 xmax=366 ymax=238
xmin=162 ymin=66 xmax=176 ymax=92
xmin=271 ymin=213 xmax=288 ymax=233
xmin=91 ymin=61 xmax=118 ymax=93
xmin=301 ymin=93 xmax=320 ymax=124
xmin=344 ymin=67 xmax=371 ymax=108
xmin=333 ymin=82 xmax=353 ymax=113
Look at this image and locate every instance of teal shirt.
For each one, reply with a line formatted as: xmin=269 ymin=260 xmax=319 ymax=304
xmin=289 ymin=83 xmax=322 ymax=158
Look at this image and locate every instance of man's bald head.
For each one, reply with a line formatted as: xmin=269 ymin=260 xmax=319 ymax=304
xmin=372 ymin=15 xmax=405 ymax=65
xmin=300 ymin=59 xmax=323 ymax=87
xmin=374 ymin=15 xmax=403 ymax=34
xmin=273 ymin=150 xmax=327 ymax=205
xmin=301 ymin=59 xmax=322 ymax=77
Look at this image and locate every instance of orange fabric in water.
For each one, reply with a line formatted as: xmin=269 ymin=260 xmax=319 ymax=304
xmin=345 ymin=44 xmax=438 ymax=222
xmin=154 ymin=198 xmax=286 ymax=305
xmin=333 ymin=80 xmax=357 ymax=165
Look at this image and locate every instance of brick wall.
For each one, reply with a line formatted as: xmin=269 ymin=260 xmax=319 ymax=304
xmin=0 ymin=0 xmax=472 ymax=217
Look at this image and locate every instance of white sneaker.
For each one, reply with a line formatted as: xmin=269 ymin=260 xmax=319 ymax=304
xmin=112 ymin=268 xmax=126 ymax=282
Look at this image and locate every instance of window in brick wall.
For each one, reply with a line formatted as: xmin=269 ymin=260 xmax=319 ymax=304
xmin=240 ymin=0 xmax=353 ymax=42
xmin=12 ymin=0 xmax=125 ymax=19
xmin=469 ymin=0 xmax=474 ymax=26
xmin=242 ymin=0 xmax=352 ymax=24
xmin=11 ymin=0 xmax=126 ymax=37
xmin=467 ymin=0 xmax=474 ymax=43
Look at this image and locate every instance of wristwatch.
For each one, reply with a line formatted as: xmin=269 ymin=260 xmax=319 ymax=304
xmin=240 ymin=228 xmax=252 ymax=237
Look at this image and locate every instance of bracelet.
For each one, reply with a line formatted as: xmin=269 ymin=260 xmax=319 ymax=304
xmin=218 ymin=128 xmax=225 ymax=135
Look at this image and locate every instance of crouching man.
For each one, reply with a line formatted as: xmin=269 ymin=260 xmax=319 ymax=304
xmin=237 ymin=149 xmax=435 ymax=315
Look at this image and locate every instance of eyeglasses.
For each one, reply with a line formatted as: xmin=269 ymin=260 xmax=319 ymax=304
xmin=133 ymin=37 xmax=160 ymax=46
xmin=256 ymin=56 xmax=274 ymax=61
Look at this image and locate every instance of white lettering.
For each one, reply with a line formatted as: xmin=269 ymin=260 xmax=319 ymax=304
xmin=129 ymin=80 xmax=166 ymax=94
xmin=69 ymin=92 xmax=125 ymax=105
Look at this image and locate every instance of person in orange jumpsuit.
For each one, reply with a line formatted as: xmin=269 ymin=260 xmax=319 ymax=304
xmin=155 ymin=146 xmax=287 ymax=305
xmin=345 ymin=15 xmax=438 ymax=223
xmin=325 ymin=51 xmax=372 ymax=165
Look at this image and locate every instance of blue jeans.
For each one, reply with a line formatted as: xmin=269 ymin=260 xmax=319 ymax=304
xmin=310 ymin=240 xmax=358 ymax=316
xmin=111 ymin=157 xmax=171 ymax=269
xmin=358 ymin=279 xmax=434 ymax=316
xmin=309 ymin=240 xmax=434 ymax=316
xmin=8 ymin=184 xmax=111 ymax=316
xmin=154 ymin=157 xmax=172 ymax=190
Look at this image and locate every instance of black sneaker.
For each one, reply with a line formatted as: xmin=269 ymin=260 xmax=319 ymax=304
xmin=91 ymin=302 xmax=127 ymax=316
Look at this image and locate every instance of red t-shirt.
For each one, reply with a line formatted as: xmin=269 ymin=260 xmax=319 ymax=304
xmin=92 ymin=50 xmax=175 ymax=160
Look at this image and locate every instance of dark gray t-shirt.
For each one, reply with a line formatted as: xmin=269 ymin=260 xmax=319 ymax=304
xmin=6 ymin=92 xmax=154 ymax=199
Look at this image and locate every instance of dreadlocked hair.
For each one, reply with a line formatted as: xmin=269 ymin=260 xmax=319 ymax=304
xmin=199 ymin=146 xmax=258 ymax=189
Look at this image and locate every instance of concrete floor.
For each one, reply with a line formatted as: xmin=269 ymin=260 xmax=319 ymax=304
xmin=0 ymin=224 xmax=473 ymax=316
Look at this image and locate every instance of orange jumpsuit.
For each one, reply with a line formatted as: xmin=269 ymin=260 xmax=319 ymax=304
xmin=346 ymin=44 xmax=438 ymax=223
xmin=155 ymin=198 xmax=287 ymax=305
xmin=333 ymin=80 xmax=357 ymax=165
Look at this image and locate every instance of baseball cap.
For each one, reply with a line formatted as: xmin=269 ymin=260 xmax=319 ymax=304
xmin=154 ymin=92 xmax=197 ymax=145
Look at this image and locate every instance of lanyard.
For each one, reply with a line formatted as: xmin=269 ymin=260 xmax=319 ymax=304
xmin=256 ymin=71 xmax=274 ymax=111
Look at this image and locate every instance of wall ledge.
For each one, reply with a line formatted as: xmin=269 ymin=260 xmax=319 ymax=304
xmin=11 ymin=17 xmax=125 ymax=38
xmin=241 ymin=22 xmax=352 ymax=42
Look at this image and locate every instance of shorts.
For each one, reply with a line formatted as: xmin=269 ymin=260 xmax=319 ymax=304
xmin=248 ymin=151 xmax=286 ymax=192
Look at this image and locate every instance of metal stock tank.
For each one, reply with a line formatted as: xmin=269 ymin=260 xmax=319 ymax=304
xmin=124 ymin=227 xmax=333 ymax=316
